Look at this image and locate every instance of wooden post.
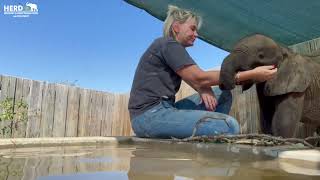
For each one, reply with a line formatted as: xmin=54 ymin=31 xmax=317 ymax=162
xmin=40 ymin=83 xmax=55 ymax=137
xmin=65 ymin=86 xmax=80 ymax=137
xmin=26 ymin=80 xmax=43 ymax=138
xmin=0 ymin=76 xmax=17 ymax=138
xmin=52 ymin=84 xmax=68 ymax=137
xmin=289 ymin=37 xmax=320 ymax=56
xmin=77 ymin=89 xmax=91 ymax=137
xmin=87 ymin=90 xmax=103 ymax=136
xmin=12 ymin=78 xmax=32 ymax=138
xmin=100 ymin=92 xmax=115 ymax=136
xmin=229 ymin=86 xmax=260 ymax=134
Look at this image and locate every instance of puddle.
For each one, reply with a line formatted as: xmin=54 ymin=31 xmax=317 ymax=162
xmin=0 ymin=141 xmax=318 ymax=179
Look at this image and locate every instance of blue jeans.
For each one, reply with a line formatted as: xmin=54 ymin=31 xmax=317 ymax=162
xmin=131 ymin=87 xmax=240 ymax=138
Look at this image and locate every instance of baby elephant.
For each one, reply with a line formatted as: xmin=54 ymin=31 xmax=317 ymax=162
xmin=219 ymin=34 xmax=320 ymax=138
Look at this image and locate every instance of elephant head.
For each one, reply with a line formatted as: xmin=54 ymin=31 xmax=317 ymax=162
xmin=219 ymin=34 xmax=317 ymax=138
xmin=219 ymin=34 xmax=312 ymax=96
xmin=219 ymin=34 xmax=287 ymax=91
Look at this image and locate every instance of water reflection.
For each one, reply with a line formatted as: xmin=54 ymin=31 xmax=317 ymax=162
xmin=127 ymin=143 xmax=290 ymax=179
xmin=0 ymin=142 xmax=318 ymax=180
xmin=128 ymin=143 xmax=240 ymax=179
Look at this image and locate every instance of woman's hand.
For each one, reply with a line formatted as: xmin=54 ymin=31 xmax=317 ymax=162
xmin=198 ymin=87 xmax=217 ymax=111
xmin=251 ymin=65 xmax=277 ymax=83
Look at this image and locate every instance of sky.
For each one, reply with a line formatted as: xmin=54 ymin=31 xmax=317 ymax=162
xmin=0 ymin=0 xmax=229 ymax=93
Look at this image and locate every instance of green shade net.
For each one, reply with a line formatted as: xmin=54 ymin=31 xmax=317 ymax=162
xmin=124 ymin=0 xmax=320 ymax=52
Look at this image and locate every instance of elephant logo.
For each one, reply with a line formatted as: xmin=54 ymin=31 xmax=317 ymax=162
xmin=25 ymin=2 xmax=38 ymax=12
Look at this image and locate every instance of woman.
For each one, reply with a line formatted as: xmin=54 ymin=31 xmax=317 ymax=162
xmin=128 ymin=5 xmax=277 ymax=138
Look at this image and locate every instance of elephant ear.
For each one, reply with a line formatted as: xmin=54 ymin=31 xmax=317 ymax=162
xmin=264 ymin=54 xmax=311 ymax=96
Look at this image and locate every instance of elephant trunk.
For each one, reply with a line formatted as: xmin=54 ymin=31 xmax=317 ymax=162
xmin=219 ymin=53 xmax=245 ymax=90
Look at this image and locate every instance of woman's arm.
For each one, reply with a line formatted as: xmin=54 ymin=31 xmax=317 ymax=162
xmin=235 ymin=65 xmax=277 ymax=84
xmin=176 ymin=64 xmax=277 ymax=89
xmin=176 ymin=64 xmax=220 ymax=90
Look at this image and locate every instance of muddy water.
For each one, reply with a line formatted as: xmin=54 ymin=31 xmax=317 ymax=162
xmin=0 ymin=142 xmax=318 ymax=180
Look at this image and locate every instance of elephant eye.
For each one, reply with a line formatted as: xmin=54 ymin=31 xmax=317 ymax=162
xmin=258 ymin=54 xmax=264 ymax=59
xmin=283 ymin=52 xmax=288 ymax=58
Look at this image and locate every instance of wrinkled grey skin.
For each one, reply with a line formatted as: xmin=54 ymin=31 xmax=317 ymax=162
xmin=219 ymin=34 xmax=320 ymax=138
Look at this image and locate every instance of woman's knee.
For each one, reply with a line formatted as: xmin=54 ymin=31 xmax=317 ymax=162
xmin=193 ymin=112 xmax=240 ymax=136
xmin=225 ymin=115 xmax=240 ymax=134
xmin=131 ymin=117 xmax=147 ymax=137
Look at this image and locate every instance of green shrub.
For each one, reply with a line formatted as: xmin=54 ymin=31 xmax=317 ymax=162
xmin=0 ymin=97 xmax=28 ymax=135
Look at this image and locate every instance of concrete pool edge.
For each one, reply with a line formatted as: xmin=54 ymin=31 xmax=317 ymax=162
xmin=0 ymin=136 xmax=175 ymax=149
xmin=0 ymin=136 xmax=133 ymax=149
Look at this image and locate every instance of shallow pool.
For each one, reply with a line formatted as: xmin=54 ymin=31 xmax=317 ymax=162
xmin=0 ymin=139 xmax=318 ymax=179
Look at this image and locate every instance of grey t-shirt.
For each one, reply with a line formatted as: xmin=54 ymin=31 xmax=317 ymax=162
xmin=128 ymin=37 xmax=196 ymax=119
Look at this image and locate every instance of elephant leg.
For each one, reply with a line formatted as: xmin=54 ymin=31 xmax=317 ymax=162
xmin=256 ymin=83 xmax=275 ymax=134
xmin=272 ymin=92 xmax=305 ymax=137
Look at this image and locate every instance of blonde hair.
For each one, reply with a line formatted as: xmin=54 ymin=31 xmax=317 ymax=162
xmin=163 ymin=5 xmax=202 ymax=38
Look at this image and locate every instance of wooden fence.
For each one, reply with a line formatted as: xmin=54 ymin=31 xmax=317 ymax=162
xmin=0 ymin=74 xmax=261 ymax=138
xmin=0 ymin=75 xmax=133 ymax=138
